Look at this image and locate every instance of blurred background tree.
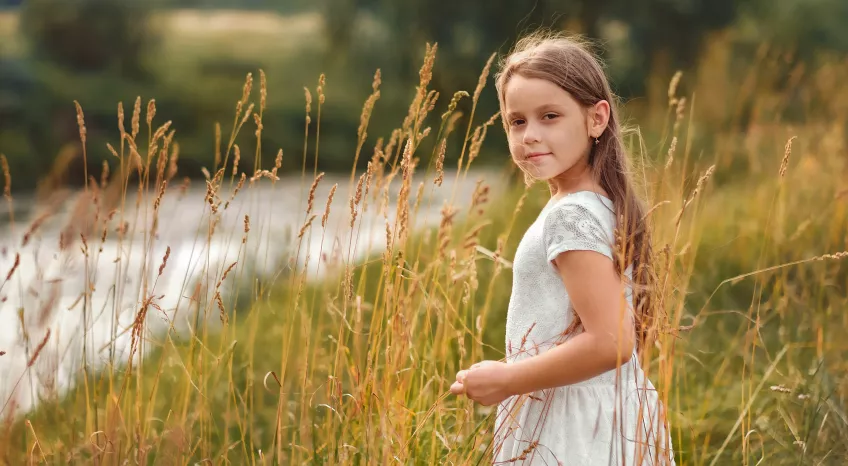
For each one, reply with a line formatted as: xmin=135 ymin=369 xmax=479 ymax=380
xmin=20 ymin=0 xmax=156 ymax=77
xmin=1 ymin=0 xmax=847 ymax=192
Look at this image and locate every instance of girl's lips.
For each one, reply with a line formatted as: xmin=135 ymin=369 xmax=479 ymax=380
xmin=526 ymin=152 xmax=550 ymax=159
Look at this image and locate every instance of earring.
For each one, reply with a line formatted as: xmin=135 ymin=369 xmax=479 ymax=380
xmin=594 ymin=137 xmax=600 ymax=145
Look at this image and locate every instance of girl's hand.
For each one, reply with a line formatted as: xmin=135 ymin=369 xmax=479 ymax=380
xmin=449 ymin=360 xmax=514 ymax=406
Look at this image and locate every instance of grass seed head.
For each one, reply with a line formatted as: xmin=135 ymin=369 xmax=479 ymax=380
xmin=304 ymin=87 xmax=312 ymax=125
xmin=473 ymin=52 xmax=496 ymax=103
xmin=274 ymin=149 xmax=283 ymax=169
xmin=259 ymin=69 xmax=267 ymax=111
xmin=100 ymin=160 xmax=109 ymax=189
xmin=243 ymin=214 xmax=250 ymax=243
xmin=233 ymin=144 xmax=241 ymax=176
xmin=117 ymin=101 xmax=126 ymax=139
xmin=1 ymin=154 xmax=10 ymax=199
xmin=216 ymin=292 xmax=228 ymax=325
xmin=442 ymin=90 xmax=469 ymax=120
xmin=168 ymin=142 xmax=180 ymax=180
xmin=73 ymin=101 xmax=86 ymax=145
xmin=241 ymin=72 xmax=253 ymax=107
xmin=307 ymin=172 xmax=325 ymax=214
xmin=350 ymin=172 xmax=365 ymax=228
xmin=673 ymin=97 xmax=687 ymax=132
xmin=668 ymin=70 xmax=683 ymax=106
xmin=146 ymin=99 xmax=156 ymax=127
xmin=317 ymin=73 xmax=326 ymax=105
xmin=131 ymin=96 xmax=141 ymax=140
xmin=240 ymin=103 xmax=255 ymax=126
xmin=254 ymin=112 xmax=263 ymax=139
xmin=298 ymin=214 xmax=317 ymax=239
xmin=158 ymin=246 xmax=171 ymax=276
xmin=665 ymin=137 xmax=677 ymax=169
xmin=322 ymin=183 xmax=337 ymax=228
xmin=780 ymin=136 xmax=797 ymax=178
xmin=27 ymin=329 xmax=51 ymax=368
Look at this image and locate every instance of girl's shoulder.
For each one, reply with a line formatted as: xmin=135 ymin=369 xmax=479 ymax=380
xmin=542 ymin=190 xmax=615 ymax=222
xmin=540 ymin=191 xmax=617 ymax=262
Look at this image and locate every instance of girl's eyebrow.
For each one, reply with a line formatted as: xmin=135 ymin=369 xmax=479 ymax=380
xmin=535 ymin=103 xmax=563 ymax=113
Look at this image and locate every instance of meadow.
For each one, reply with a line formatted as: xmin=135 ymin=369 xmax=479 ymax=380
xmin=1 ymin=34 xmax=848 ymax=465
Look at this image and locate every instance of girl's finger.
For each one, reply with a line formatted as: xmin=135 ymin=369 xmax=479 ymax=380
xmin=456 ymin=370 xmax=468 ymax=382
xmin=450 ymin=381 xmax=465 ymax=395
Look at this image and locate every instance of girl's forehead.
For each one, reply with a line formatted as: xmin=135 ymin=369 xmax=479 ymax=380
xmin=504 ymin=75 xmax=574 ymax=108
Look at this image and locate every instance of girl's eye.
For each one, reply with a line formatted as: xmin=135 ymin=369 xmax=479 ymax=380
xmin=510 ymin=119 xmax=525 ymax=127
xmin=542 ymin=113 xmax=558 ymax=120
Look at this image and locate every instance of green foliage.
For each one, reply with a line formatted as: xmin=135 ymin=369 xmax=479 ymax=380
xmin=19 ymin=0 xmax=156 ymax=76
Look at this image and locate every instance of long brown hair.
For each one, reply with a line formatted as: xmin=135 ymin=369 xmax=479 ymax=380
xmin=494 ymin=31 xmax=657 ymax=353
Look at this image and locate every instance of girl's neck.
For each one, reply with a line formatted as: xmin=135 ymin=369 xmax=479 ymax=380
xmin=547 ymin=164 xmax=607 ymax=201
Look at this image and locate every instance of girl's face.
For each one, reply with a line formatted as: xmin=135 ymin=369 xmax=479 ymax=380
xmin=503 ymin=74 xmax=606 ymax=183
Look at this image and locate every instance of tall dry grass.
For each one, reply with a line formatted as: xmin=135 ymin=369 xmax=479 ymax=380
xmin=0 ymin=36 xmax=847 ymax=465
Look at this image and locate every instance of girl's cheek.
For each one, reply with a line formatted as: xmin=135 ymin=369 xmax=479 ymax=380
xmin=507 ymin=141 xmax=520 ymax=155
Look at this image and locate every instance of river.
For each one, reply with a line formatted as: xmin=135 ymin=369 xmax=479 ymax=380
xmin=0 ymin=166 xmax=508 ymax=415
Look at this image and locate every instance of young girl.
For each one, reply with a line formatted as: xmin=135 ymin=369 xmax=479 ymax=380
xmin=450 ymin=33 xmax=676 ymax=465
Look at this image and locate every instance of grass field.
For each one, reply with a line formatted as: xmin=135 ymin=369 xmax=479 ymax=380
xmin=1 ymin=32 xmax=848 ymax=465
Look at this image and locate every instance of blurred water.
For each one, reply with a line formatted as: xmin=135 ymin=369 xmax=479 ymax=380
xmin=0 ymin=167 xmax=506 ymax=415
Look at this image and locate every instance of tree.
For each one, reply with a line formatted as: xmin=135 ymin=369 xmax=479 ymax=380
xmin=20 ymin=0 xmax=157 ymax=77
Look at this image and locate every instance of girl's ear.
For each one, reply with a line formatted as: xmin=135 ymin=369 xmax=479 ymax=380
xmin=587 ymin=100 xmax=611 ymax=139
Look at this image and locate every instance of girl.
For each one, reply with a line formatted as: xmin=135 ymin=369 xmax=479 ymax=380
xmin=450 ymin=32 xmax=676 ymax=465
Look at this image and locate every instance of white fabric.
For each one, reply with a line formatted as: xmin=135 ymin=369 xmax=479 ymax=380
xmin=494 ymin=191 xmax=676 ymax=465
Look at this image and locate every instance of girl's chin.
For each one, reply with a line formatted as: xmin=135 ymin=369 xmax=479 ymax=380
xmin=526 ymin=172 xmax=555 ymax=182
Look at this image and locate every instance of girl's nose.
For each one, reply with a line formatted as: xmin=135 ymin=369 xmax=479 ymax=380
xmin=522 ymin=122 xmax=541 ymax=145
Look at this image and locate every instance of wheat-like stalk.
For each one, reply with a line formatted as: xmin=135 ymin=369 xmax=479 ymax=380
xmin=668 ymin=70 xmax=683 ymax=106
xmin=271 ymin=149 xmax=283 ymax=178
xmin=322 ymin=183 xmax=338 ymax=229
xmin=665 ymin=137 xmax=677 ymax=169
xmin=0 ymin=154 xmax=10 ymax=200
xmin=473 ymin=53 xmax=496 ymax=104
xmin=117 ymin=101 xmax=125 ymax=139
xmin=298 ymin=214 xmax=317 ymax=239
xmin=259 ymin=69 xmax=267 ymax=112
xmin=673 ymin=97 xmax=687 ymax=132
xmin=434 ymin=138 xmax=447 ymax=186
xmin=242 ymin=214 xmax=250 ymax=244
xmin=130 ymin=96 xmax=141 ymax=140
xmin=675 ymin=164 xmax=715 ymax=226
xmin=350 ymin=172 xmax=366 ymax=228
xmin=167 ymin=142 xmax=180 ymax=181
xmin=146 ymin=99 xmax=156 ymax=127
xmin=306 ymin=172 xmax=325 ymax=215
xmin=779 ymin=136 xmax=797 ymax=178
xmin=26 ymin=329 xmax=50 ymax=368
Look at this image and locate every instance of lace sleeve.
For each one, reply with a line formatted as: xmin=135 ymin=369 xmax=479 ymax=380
xmin=543 ymin=202 xmax=614 ymax=263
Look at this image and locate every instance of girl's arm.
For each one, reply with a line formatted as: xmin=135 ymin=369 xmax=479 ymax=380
xmin=451 ymin=249 xmax=635 ymax=405
xmin=507 ymin=249 xmax=635 ymax=393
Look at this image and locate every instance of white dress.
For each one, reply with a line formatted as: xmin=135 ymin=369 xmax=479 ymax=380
xmin=494 ymin=191 xmax=676 ymax=465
